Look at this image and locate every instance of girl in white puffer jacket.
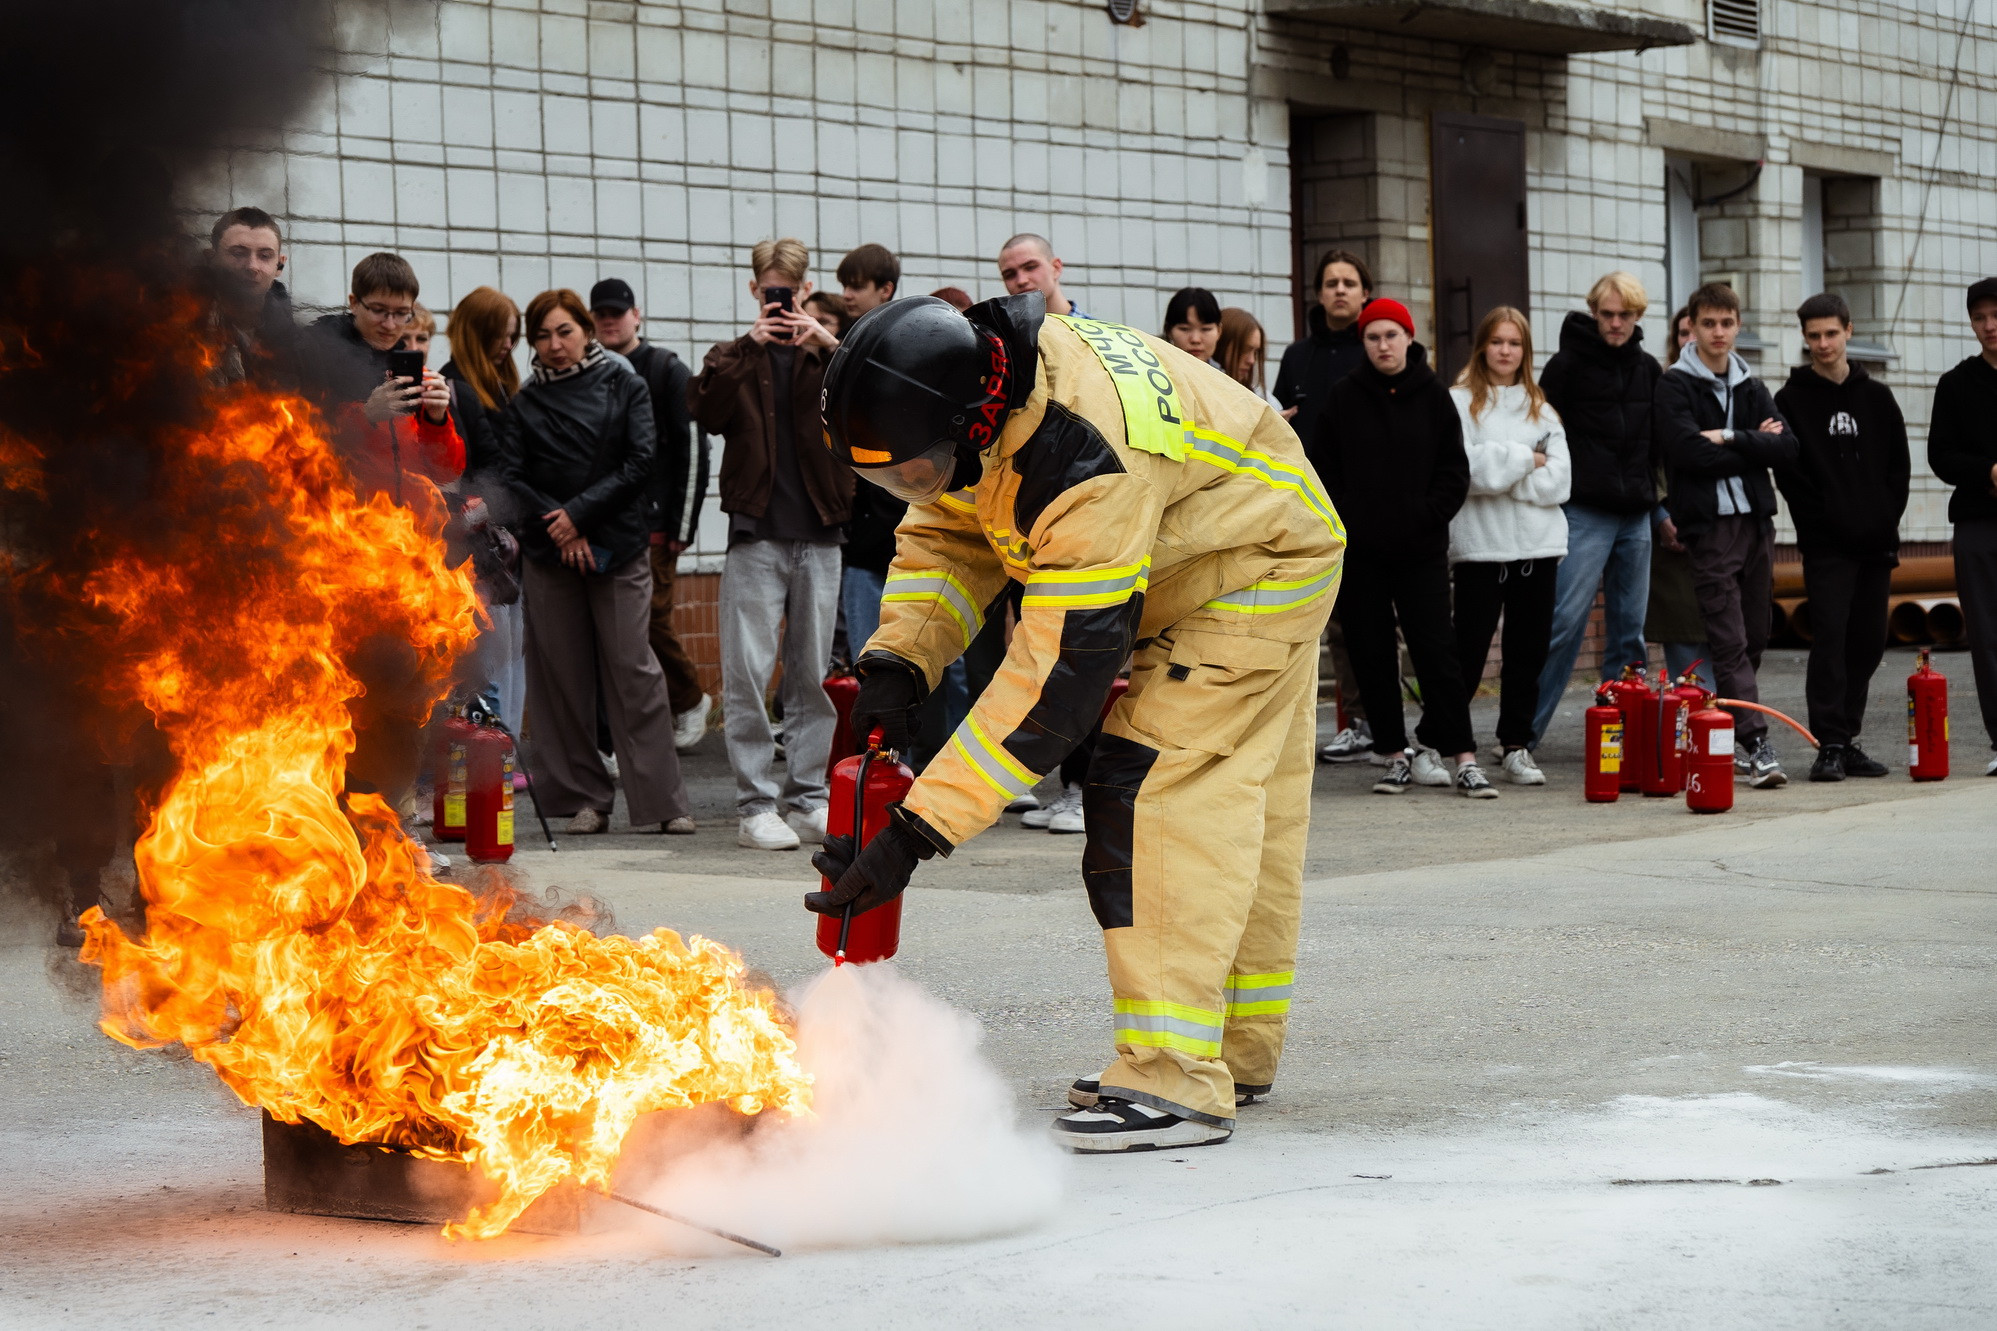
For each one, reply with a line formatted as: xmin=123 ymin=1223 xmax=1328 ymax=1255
xmin=1449 ymin=307 xmax=1571 ymax=783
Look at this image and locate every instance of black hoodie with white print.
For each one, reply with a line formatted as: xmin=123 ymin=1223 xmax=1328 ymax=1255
xmin=1773 ymin=362 xmax=1910 ymax=563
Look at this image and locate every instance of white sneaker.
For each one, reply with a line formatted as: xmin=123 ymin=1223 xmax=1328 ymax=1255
xmin=1500 ymin=748 xmax=1545 ymax=785
xmin=425 ymin=847 xmax=452 ymax=875
xmin=673 ymin=694 xmax=713 ymax=752
xmin=1046 ymin=783 xmax=1085 ymax=833
xmin=1051 ymin=1097 xmax=1232 ymax=1154
xmin=785 ymin=806 xmax=827 ymax=844
xmin=1317 ymin=718 xmax=1374 ymax=763
xmin=737 ymin=810 xmax=801 ymax=851
xmin=600 ymin=751 xmax=620 ymax=782
xmin=1985 ymin=756 xmax=1997 ymax=777
xmin=1409 ymin=747 xmax=1451 ymax=786
xmin=1021 ymin=782 xmax=1079 ymax=829
xmin=1005 ymin=793 xmax=1042 ymax=813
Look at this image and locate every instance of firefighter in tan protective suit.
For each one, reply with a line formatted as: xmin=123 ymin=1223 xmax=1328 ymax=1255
xmin=810 ymin=291 xmax=1344 ymax=1153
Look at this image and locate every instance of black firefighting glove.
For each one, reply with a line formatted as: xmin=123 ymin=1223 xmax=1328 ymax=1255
xmin=848 ymin=659 xmax=923 ymax=757
xmin=805 ymin=807 xmax=937 ymax=917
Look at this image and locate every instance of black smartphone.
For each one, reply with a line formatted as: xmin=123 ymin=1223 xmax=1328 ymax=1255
xmin=387 ymin=349 xmax=426 ymax=385
xmin=761 ymin=286 xmax=795 ymax=340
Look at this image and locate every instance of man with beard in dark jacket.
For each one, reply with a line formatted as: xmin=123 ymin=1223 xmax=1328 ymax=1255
xmin=1774 ymin=293 xmax=1908 ymax=782
xmin=1317 ymin=299 xmax=1490 ymax=796
xmin=1532 ymin=271 xmax=1662 ymax=745
xmin=1929 ymin=276 xmax=1997 ymax=777
xmin=1276 ymin=248 xmax=1374 ymax=761
xmin=1656 ymin=281 xmax=1796 ymax=789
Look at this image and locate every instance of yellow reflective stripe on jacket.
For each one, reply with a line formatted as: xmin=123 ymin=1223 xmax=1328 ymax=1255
xmin=1112 ymin=998 xmax=1225 ymax=1057
xmin=1223 ymin=971 xmax=1295 ymax=1016
xmin=936 ymin=487 xmax=978 ymax=516
xmin=1184 ymin=425 xmax=1345 ymax=541
xmin=1203 ymin=567 xmax=1339 ymax=616
xmin=882 ymin=568 xmax=985 ymax=649
xmin=948 ymin=714 xmax=1039 ymax=800
xmin=1021 ymin=558 xmax=1151 ymax=610
xmin=1051 ymin=314 xmax=1190 ymax=461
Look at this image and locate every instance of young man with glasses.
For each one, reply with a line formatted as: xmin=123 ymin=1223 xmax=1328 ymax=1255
xmin=1532 ymin=271 xmax=1664 ymax=746
xmin=301 ymin=251 xmax=465 ymax=503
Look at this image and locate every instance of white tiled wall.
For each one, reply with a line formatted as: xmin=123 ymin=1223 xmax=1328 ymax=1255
xmin=195 ymin=0 xmax=1997 ymax=555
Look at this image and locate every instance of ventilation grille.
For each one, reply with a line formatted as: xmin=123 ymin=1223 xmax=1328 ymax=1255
xmin=1709 ymin=0 xmax=1761 ymax=44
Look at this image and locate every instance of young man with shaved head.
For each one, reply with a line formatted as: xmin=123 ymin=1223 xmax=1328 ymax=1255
xmin=998 ymin=233 xmax=1087 ymax=319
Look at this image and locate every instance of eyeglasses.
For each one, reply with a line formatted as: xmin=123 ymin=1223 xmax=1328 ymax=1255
xmin=360 ymin=301 xmax=417 ymax=325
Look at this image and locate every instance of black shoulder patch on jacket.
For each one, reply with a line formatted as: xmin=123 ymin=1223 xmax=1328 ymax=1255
xmin=1011 ymin=401 xmax=1125 ymax=538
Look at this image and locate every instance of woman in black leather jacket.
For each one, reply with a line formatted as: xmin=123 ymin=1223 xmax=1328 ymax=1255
xmin=497 ymin=288 xmax=692 ymax=836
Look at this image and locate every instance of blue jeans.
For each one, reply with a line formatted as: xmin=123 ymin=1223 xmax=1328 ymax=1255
xmin=1532 ymin=503 xmax=1652 ymax=745
xmin=841 ymin=565 xmax=887 ymax=660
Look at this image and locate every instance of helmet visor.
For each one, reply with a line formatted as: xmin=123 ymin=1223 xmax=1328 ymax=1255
xmin=855 ymin=440 xmax=958 ymax=506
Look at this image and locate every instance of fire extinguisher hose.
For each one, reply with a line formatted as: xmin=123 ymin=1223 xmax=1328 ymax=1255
xmin=1714 ymin=699 xmax=1819 ymax=751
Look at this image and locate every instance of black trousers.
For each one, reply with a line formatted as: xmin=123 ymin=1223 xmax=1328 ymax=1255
xmin=1453 ymin=558 xmax=1559 ymax=751
xmin=1801 ymin=551 xmax=1891 ymax=747
xmin=1341 ymin=549 xmax=1475 ymax=757
xmin=1956 ymin=518 xmax=1997 ymax=749
xmin=1686 ymin=515 xmax=1775 ymax=744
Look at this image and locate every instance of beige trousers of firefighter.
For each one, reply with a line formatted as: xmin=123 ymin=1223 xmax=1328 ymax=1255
xmin=1083 ymin=626 xmax=1320 ymax=1127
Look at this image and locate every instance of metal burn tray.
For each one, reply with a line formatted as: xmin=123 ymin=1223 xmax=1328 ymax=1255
xmin=261 ymin=1112 xmax=612 ymax=1235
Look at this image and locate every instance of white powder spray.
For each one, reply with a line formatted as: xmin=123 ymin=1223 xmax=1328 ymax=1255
xmin=620 ymin=961 xmax=1066 ymax=1255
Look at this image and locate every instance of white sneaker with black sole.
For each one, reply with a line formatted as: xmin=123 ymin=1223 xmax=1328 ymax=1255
xmin=1409 ymin=746 xmax=1452 ymax=786
xmin=1068 ymin=1078 xmax=1265 ymax=1109
xmin=1318 ymin=718 xmax=1374 ymax=763
xmin=1051 ymin=1097 xmax=1233 ymax=1153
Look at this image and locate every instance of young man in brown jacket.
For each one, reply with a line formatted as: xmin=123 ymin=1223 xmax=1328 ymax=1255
xmin=689 ymin=238 xmax=854 ymax=850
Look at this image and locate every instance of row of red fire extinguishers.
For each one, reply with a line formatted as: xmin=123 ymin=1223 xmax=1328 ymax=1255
xmin=1584 ymin=648 xmax=1952 ymax=812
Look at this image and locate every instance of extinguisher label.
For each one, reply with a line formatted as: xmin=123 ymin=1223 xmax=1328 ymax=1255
xmin=1908 ymin=745 xmax=1919 ymax=766
xmin=1906 ymin=695 xmax=1916 ymax=740
xmin=501 ymin=755 xmax=514 ymax=812
xmin=1708 ymin=727 xmax=1734 ymax=756
xmin=496 ymin=811 xmax=514 ymax=846
xmin=1601 ymin=721 xmax=1622 ymax=771
xmin=444 ymin=793 xmax=466 ymax=823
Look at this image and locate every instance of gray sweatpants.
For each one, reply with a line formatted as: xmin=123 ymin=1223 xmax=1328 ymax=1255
xmin=521 ymin=554 xmax=690 ymax=825
xmin=720 ymin=538 xmax=841 ymax=816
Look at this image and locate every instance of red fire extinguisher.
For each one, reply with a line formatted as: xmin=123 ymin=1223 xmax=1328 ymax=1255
xmin=432 ymin=704 xmax=474 ymax=842
xmin=1685 ymin=706 xmax=1735 ymax=813
xmin=1907 ymin=648 xmax=1949 ymax=781
xmin=1606 ymin=665 xmax=1655 ymax=794
xmin=815 ymin=728 xmax=916 ymax=965
xmin=463 ymin=714 xmax=516 ymax=864
xmin=1647 ymin=668 xmax=1712 ymax=797
xmin=1584 ymin=685 xmax=1623 ymax=803
xmin=824 ymin=672 xmax=861 ymax=779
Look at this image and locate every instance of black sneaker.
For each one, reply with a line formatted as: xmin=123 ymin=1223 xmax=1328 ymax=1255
xmin=1842 ymin=743 xmax=1888 ymax=777
xmin=1372 ymin=750 xmax=1414 ymax=794
xmin=1454 ymin=760 xmax=1500 ymax=799
xmin=1069 ymin=1077 xmax=1264 ymax=1109
xmin=1809 ymin=743 xmax=1846 ymax=782
xmin=1051 ymin=1097 xmax=1233 ymax=1153
xmin=1745 ymin=736 xmax=1787 ymax=789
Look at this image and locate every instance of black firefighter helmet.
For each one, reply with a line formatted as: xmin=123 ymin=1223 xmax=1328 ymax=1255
xmin=821 ymin=295 xmax=1017 ymax=506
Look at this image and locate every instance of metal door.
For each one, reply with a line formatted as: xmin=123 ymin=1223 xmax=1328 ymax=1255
xmin=1430 ymin=113 xmax=1529 ymax=382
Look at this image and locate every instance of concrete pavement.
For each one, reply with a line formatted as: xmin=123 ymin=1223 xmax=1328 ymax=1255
xmin=2 ymin=650 xmax=1994 ymax=1328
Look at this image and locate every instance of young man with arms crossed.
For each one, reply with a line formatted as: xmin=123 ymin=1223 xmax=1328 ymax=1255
xmin=591 ymin=277 xmax=711 ymax=753
xmin=1655 ymin=282 xmax=1796 ymax=788
xmin=1278 ymin=249 xmax=1375 ymax=763
xmin=1773 ymin=293 xmax=1908 ymax=781
xmin=1928 ymin=278 xmax=1997 ymax=777
xmin=1533 ymin=272 xmax=1663 ymax=747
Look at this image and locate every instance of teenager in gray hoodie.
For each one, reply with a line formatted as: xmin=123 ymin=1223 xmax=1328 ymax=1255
xmin=1653 ymin=283 xmax=1796 ymax=789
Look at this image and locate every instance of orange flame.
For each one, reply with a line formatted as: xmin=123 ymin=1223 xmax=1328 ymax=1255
xmin=25 ymin=384 xmax=807 ymax=1239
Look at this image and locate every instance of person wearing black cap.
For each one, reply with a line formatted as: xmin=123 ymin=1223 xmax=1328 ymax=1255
xmin=590 ymin=277 xmax=712 ymax=752
xmin=1929 ymin=276 xmax=1997 ymax=776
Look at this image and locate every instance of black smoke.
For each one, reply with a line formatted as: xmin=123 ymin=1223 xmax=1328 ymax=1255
xmin=0 ymin=1 xmax=380 ymax=931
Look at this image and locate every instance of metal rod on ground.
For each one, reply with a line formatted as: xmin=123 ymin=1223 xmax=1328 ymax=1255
xmin=603 ymin=1190 xmax=781 ymax=1257
xmin=491 ymin=719 xmax=558 ymax=852
xmin=1714 ymin=698 xmax=1819 ymax=750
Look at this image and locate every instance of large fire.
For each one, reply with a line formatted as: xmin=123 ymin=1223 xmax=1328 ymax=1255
xmin=4 ymin=364 xmax=809 ymax=1239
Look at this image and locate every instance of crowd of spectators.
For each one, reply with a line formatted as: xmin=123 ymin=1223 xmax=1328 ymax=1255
xmin=200 ymin=201 xmax=1997 ymax=857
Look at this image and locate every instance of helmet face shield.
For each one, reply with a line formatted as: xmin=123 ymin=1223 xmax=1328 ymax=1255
xmin=856 ymin=440 xmax=957 ymax=506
